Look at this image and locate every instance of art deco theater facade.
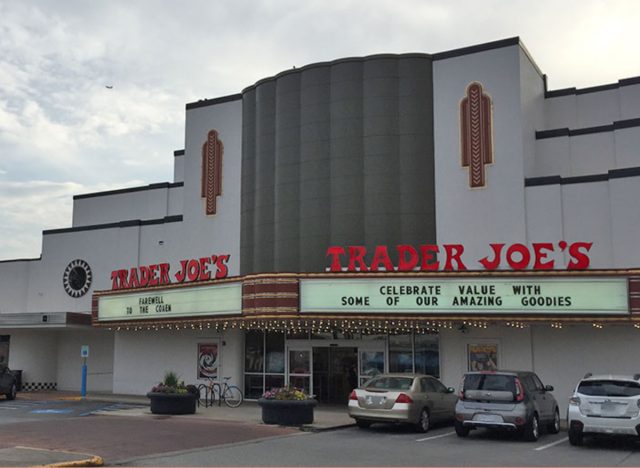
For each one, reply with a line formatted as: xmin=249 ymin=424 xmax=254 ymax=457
xmin=1 ymin=38 xmax=639 ymax=409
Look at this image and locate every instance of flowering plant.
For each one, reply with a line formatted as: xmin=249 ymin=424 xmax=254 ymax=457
xmin=150 ymin=371 xmax=189 ymax=394
xmin=261 ymin=385 xmax=312 ymax=400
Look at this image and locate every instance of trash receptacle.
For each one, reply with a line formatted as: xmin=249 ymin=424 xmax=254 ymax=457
xmin=11 ymin=370 xmax=22 ymax=391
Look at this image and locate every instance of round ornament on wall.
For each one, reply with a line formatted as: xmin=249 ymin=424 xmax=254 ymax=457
xmin=63 ymin=259 xmax=93 ymax=298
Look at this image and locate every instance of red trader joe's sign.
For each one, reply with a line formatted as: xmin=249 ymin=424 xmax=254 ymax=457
xmin=110 ymin=254 xmax=230 ymax=290
xmin=326 ymin=242 xmax=592 ymax=272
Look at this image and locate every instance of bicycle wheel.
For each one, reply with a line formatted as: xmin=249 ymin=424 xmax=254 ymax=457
xmin=223 ymin=385 xmax=243 ymax=408
xmin=197 ymin=384 xmax=208 ymax=408
xmin=210 ymin=383 xmax=220 ymax=407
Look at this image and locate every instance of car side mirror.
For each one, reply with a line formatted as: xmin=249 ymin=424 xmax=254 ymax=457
xmin=447 ymin=387 xmax=455 ymax=393
xmin=544 ymin=385 xmax=554 ymax=392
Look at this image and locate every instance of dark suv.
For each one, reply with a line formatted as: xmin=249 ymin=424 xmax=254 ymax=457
xmin=0 ymin=364 xmax=17 ymax=400
xmin=455 ymin=370 xmax=560 ymax=441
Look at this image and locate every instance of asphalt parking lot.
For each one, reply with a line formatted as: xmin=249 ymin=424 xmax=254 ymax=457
xmin=1 ymin=395 xmax=640 ymax=466
xmin=118 ymin=423 xmax=640 ymax=467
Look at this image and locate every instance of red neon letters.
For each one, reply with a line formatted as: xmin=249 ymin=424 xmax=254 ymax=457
xmin=326 ymin=242 xmax=592 ymax=272
xmin=110 ymin=254 xmax=230 ymax=290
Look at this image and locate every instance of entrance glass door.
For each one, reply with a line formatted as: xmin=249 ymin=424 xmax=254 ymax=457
xmin=312 ymin=347 xmax=358 ymax=404
xmin=288 ymin=348 xmax=311 ymax=395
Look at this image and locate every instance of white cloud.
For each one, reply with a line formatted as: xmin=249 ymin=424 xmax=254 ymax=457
xmin=0 ymin=0 xmax=639 ymax=259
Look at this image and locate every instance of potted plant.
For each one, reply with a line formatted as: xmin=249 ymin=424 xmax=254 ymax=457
xmin=146 ymin=371 xmax=198 ymax=415
xmin=257 ymin=385 xmax=317 ymax=426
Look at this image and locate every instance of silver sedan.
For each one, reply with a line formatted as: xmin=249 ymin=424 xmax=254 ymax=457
xmin=348 ymin=373 xmax=457 ymax=432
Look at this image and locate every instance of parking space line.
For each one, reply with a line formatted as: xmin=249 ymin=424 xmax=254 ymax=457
xmin=416 ymin=431 xmax=455 ymax=442
xmin=534 ymin=437 xmax=568 ymax=451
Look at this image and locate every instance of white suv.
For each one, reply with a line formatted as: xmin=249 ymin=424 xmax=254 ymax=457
xmin=567 ymin=373 xmax=640 ymax=445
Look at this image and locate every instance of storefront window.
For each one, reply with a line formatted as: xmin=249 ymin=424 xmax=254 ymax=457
xmin=244 ymin=374 xmax=263 ymax=400
xmin=389 ymin=333 xmax=413 ymax=373
xmin=289 ymin=375 xmax=310 ymax=394
xmin=360 ymin=350 xmax=384 ymax=386
xmin=265 ymin=332 xmax=285 ymax=373
xmin=265 ymin=374 xmax=285 ymax=391
xmin=244 ymin=330 xmax=263 ymax=373
xmin=289 ymin=349 xmax=311 ymax=394
xmin=244 ymin=331 xmax=286 ymax=399
xmin=289 ymin=350 xmax=310 ymax=374
xmin=414 ymin=333 xmax=439 ymax=377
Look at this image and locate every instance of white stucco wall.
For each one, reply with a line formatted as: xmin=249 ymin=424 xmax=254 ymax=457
xmin=614 ymin=127 xmax=640 ymax=168
xmin=434 ymin=45 xmax=527 ymax=267
xmin=6 ymin=330 xmax=58 ymax=385
xmin=440 ymin=323 xmax=640 ymax=415
xmin=575 ymin=89 xmax=620 ymax=128
xmin=0 ymin=261 xmax=32 ymax=313
xmin=532 ymin=137 xmax=570 ymax=178
xmin=610 ymin=175 xmax=640 ymax=267
xmin=26 ymin=226 xmax=140 ymax=313
xmin=620 ymin=83 xmax=640 ymax=120
xmin=531 ymin=324 xmax=640 ymax=414
xmin=72 ymin=185 xmax=183 ymax=227
xmin=112 ymin=328 xmax=242 ymax=395
xmin=174 ymin=153 xmax=184 ymax=183
xmin=533 ymin=128 xmax=640 ymax=179
xmin=180 ymin=99 xmax=242 ymax=276
xmin=561 ymin=181 xmax=613 ymax=269
xmin=519 ymin=48 xmax=545 ymax=180
xmin=544 ymin=94 xmax=576 ymax=130
xmin=56 ymin=329 xmax=114 ymax=392
xmin=569 ymin=133 xmax=615 ymax=176
xmin=543 ymin=83 xmax=640 ymax=130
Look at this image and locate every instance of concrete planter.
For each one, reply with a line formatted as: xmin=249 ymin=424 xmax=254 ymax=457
xmin=147 ymin=392 xmax=197 ymax=415
xmin=258 ymin=398 xmax=317 ymax=426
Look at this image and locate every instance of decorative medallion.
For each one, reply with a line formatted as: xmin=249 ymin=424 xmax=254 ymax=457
xmin=460 ymin=82 xmax=493 ymax=188
xmin=63 ymin=259 xmax=93 ymax=298
xmin=201 ymin=129 xmax=223 ymax=215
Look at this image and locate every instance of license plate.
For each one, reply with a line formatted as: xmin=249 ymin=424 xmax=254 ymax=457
xmin=474 ymin=413 xmax=502 ymax=423
xmin=601 ymin=402 xmax=616 ymax=412
xmin=366 ymin=396 xmax=386 ymax=406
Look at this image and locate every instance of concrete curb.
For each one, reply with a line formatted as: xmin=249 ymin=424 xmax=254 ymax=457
xmin=300 ymin=423 xmax=355 ymax=432
xmin=46 ymin=455 xmax=104 ymax=467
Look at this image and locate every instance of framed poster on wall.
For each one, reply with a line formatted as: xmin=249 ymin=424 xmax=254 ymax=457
xmin=467 ymin=343 xmax=498 ymax=372
xmin=197 ymin=342 xmax=219 ymax=379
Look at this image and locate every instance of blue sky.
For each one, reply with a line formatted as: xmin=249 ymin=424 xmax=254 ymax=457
xmin=1 ymin=0 xmax=639 ymax=260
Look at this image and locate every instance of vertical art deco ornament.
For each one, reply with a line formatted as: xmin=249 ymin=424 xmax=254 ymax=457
xmin=201 ymin=130 xmax=224 ymax=215
xmin=460 ymin=82 xmax=493 ymax=188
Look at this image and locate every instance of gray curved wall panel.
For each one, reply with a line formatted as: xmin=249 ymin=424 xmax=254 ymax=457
xmin=241 ymin=55 xmax=435 ymax=274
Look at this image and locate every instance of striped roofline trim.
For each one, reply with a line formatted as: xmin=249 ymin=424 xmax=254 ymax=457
xmin=525 ymin=167 xmax=640 ymax=187
xmin=536 ymin=118 xmax=640 ymax=140
xmin=43 ymin=215 xmax=183 ymax=235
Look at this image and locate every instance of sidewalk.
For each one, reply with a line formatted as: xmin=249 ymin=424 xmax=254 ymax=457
xmin=19 ymin=390 xmax=354 ymax=430
xmin=7 ymin=390 xmax=354 ymax=467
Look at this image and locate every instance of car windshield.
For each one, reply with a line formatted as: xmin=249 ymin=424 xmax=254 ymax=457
xmin=464 ymin=374 xmax=516 ymax=393
xmin=366 ymin=377 xmax=414 ymax=390
xmin=578 ymin=380 xmax=640 ymax=397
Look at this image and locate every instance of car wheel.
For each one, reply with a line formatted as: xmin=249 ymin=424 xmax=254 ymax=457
xmin=523 ymin=413 xmax=539 ymax=442
xmin=6 ymin=384 xmax=16 ymax=401
xmin=355 ymin=418 xmax=371 ymax=429
xmin=454 ymin=420 xmax=470 ymax=437
xmin=547 ymin=408 xmax=560 ymax=434
xmin=415 ymin=408 xmax=430 ymax=433
xmin=568 ymin=426 xmax=583 ymax=446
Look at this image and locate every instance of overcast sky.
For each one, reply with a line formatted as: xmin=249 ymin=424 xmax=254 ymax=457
xmin=1 ymin=0 xmax=639 ymax=260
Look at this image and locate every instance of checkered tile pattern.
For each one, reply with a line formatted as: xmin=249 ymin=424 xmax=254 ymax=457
xmin=21 ymin=382 xmax=57 ymax=392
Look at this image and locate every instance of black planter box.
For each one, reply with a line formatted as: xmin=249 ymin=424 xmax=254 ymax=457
xmin=258 ymin=398 xmax=317 ymax=426
xmin=147 ymin=392 xmax=197 ymax=415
